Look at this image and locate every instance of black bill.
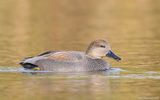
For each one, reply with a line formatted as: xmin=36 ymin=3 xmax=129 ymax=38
xmin=106 ymin=50 xmax=121 ymax=61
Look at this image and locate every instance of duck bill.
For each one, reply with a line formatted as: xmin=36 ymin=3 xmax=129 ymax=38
xmin=106 ymin=50 xmax=121 ymax=61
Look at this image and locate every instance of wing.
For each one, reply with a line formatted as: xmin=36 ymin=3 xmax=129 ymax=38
xmin=45 ymin=51 xmax=83 ymax=62
xmin=20 ymin=51 xmax=56 ymax=65
xmin=20 ymin=51 xmax=83 ymax=65
xmin=34 ymin=51 xmax=84 ymax=71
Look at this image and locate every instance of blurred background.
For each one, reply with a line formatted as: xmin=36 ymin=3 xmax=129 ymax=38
xmin=0 ymin=0 xmax=160 ymax=69
xmin=0 ymin=0 xmax=160 ymax=100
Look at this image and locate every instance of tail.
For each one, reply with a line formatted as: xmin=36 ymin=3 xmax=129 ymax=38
xmin=19 ymin=52 xmax=51 ymax=70
xmin=20 ymin=62 xmax=39 ymax=70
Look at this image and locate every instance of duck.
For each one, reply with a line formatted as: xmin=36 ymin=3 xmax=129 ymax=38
xmin=20 ymin=40 xmax=121 ymax=72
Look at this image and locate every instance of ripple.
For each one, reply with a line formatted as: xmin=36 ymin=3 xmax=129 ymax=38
xmin=0 ymin=67 xmax=159 ymax=79
xmin=107 ymin=74 xmax=160 ymax=79
xmin=0 ymin=67 xmax=125 ymax=73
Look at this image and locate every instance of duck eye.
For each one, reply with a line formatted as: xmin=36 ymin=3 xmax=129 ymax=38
xmin=100 ymin=45 xmax=105 ymax=48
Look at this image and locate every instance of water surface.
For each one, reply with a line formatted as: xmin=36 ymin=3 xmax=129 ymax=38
xmin=0 ymin=0 xmax=160 ymax=100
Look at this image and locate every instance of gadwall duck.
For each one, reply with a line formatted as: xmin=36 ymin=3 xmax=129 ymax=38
xmin=20 ymin=40 xmax=121 ymax=72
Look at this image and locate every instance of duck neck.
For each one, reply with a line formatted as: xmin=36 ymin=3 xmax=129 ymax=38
xmin=86 ymin=50 xmax=101 ymax=59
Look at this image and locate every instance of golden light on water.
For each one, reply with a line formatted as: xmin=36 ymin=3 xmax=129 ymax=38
xmin=0 ymin=0 xmax=160 ymax=100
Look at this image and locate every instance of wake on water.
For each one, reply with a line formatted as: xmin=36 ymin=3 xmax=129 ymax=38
xmin=0 ymin=66 xmax=160 ymax=79
xmin=0 ymin=66 xmax=124 ymax=73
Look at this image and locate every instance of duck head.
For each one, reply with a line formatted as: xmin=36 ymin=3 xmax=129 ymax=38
xmin=86 ymin=40 xmax=121 ymax=61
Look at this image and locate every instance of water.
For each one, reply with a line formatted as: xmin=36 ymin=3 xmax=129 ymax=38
xmin=0 ymin=0 xmax=160 ymax=100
